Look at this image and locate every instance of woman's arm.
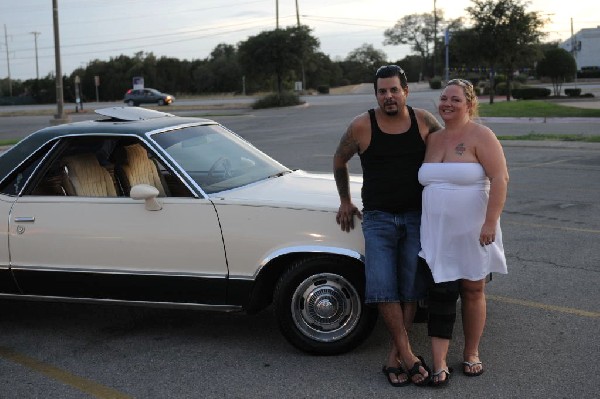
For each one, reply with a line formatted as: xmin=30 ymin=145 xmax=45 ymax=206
xmin=475 ymin=126 xmax=509 ymax=245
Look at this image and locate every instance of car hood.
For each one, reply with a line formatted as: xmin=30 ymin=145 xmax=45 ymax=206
xmin=210 ymin=170 xmax=363 ymax=211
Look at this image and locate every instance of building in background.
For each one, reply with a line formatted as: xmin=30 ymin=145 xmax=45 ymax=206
xmin=560 ymin=26 xmax=600 ymax=71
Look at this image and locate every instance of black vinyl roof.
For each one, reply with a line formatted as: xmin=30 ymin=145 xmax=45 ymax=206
xmin=0 ymin=108 xmax=215 ymax=178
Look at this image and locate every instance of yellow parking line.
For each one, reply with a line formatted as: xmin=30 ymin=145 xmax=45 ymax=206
xmin=488 ymin=295 xmax=600 ymax=318
xmin=504 ymin=220 xmax=600 ymax=234
xmin=0 ymin=347 xmax=132 ymax=399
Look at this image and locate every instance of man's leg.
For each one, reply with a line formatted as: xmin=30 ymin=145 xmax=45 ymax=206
xmin=384 ymin=301 xmax=417 ymax=384
xmin=379 ymin=302 xmax=428 ymax=384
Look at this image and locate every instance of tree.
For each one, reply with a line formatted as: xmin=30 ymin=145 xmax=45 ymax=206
xmin=343 ymin=43 xmax=388 ymax=83
xmin=536 ymin=48 xmax=577 ymax=96
xmin=384 ymin=11 xmax=446 ymax=77
xmin=304 ymin=51 xmax=343 ymax=88
xmin=238 ymin=25 xmax=319 ymax=95
xmin=466 ymin=0 xmax=546 ymax=103
xmin=197 ymin=43 xmax=242 ymax=93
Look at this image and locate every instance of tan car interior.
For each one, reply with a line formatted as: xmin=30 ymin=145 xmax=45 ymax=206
xmin=61 ymin=153 xmax=118 ymax=197
xmin=114 ymin=144 xmax=168 ymax=197
xmin=31 ymin=139 xmax=182 ymax=197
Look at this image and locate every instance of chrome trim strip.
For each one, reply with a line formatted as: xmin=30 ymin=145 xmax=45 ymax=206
xmin=13 ymin=217 xmax=35 ymax=223
xmin=0 ymin=293 xmax=243 ymax=312
xmin=241 ymin=245 xmax=364 ymax=280
xmin=9 ymin=265 xmax=228 ymax=279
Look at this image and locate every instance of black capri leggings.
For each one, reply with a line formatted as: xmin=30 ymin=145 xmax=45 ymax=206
xmin=427 ymin=278 xmax=460 ymax=340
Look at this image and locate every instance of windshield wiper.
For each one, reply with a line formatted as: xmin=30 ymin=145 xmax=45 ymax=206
xmin=267 ymin=170 xmax=293 ymax=179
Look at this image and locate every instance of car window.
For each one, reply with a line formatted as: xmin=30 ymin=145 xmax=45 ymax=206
xmin=152 ymin=124 xmax=289 ymax=194
xmin=0 ymin=142 xmax=54 ymax=196
xmin=21 ymin=137 xmax=194 ymax=198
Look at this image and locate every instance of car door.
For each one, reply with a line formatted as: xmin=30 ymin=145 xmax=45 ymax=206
xmin=7 ymin=136 xmax=229 ymax=304
xmin=0 ymin=196 xmax=19 ymax=293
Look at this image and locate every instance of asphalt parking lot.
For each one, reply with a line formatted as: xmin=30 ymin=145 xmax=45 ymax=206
xmin=1 ymin=91 xmax=599 ymax=398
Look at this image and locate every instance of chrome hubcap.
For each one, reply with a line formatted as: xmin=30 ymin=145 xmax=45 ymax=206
xmin=291 ymin=273 xmax=361 ymax=343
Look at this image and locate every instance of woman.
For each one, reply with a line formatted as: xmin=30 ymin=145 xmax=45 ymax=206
xmin=418 ymin=79 xmax=509 ymax=387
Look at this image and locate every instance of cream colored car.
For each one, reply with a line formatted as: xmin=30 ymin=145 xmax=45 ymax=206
xmin=0 ymin=107 xmax=376 ymax=355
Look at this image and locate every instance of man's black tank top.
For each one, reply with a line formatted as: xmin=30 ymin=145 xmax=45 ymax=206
xmin=359 ymin=106 xmax=426 ymax=213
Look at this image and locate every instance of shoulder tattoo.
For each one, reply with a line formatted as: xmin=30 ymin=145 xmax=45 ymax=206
xmin=422 ymin=111 xmax=443 ymax=133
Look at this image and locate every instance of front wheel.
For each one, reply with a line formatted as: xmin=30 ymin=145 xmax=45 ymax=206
xmin=273 ymin=256 xmax=377 ymax=355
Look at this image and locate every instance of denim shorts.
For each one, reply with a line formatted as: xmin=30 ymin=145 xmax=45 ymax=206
xmin=362 ymin=210 xmax=429 ymax=303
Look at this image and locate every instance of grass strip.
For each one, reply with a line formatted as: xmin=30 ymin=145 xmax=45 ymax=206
xmin=497 ymin=133 xmax=600 ymax=142
xmin=479 ymin=100 xmax=600 ymax=118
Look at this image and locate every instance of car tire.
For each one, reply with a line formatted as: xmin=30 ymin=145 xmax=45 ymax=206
xmin=158 ymin=99 xmax=165 ymax=106
xmin=127 ymin=100 xmax=136 ymax=107
xmin=273 ymin=256 xmax=377 ymax=355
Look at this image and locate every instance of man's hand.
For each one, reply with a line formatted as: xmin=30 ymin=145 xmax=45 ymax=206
xmin=336 ymin=202 xmax=363 ymax=232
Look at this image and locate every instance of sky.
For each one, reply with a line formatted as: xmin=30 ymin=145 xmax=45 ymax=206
xmin=0 ymin=0 xmax=598 ymax=81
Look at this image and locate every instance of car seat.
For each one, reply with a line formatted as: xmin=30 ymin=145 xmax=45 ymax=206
xmin=114 ymin=144 xmax=168 ymax=197
xmin=61 ymin=153 xmax=118 ymax=197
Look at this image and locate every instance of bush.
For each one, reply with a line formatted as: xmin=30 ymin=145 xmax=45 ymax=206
xmin=495 ymin=81 xmax=522 ymax=96
xmin=512 ymin=87 xmax=551 ymax=100
xmin=494 ymin=74 xmax=507 ymax=85
xmin=317 ymin=85 xmax=330 ymax=94
xmin=252 ymin=91 xmax=304 ymax=109
xmin=577 ymin=67 xmax=600 ymax=79
xmin=429 ymin=77 xmax=442 ymax=89
xmin=564 ymin=88 xmax=582 ymax=97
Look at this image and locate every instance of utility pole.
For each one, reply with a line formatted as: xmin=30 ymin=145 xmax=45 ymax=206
xmin=3 ymin=24 xmax=12 ymax=96
xmin=296 ymin=0 xmax=305 ymax=93
xmin=433 ymin=0 xmax=437 ymax=78
xmin=444 ymin=28 xmax=450 ymax=82
xmin=275 ymin=0 xmax=279 ymax=29
xmin=570 ymin=18 xmax=578 ymax=89
xmin=30 ymin=31 xmax=41 ymax=79
xmin=51 ymin=0 xmax=69 ymax=125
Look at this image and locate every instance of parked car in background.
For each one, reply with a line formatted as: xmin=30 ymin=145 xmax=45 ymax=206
xmin=0 ymin=107 xmax=377 ymax=355
xmin=124 ymin=88 xmax=175 ymax=106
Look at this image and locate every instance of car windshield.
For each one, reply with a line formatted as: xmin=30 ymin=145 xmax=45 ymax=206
xmin=152 ymin=124 xmax=290 ymax=194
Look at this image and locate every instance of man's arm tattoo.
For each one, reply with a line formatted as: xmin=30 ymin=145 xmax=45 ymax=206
xmin=423 ymin=111 xmax=443 ymax=133
xmin=334 ymin=125 xmax=359 ymax=163
xmin=334 ymin=167 xmax=351 ymax=200
xmin=334 ymin=125 xmax=359 ymax=200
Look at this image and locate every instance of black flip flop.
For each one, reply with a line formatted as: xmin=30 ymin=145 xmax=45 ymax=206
xmin=463 ymin=361 xmax=485 ymax=377
xmin=407 ymin=355 xmax=431 ymax=387
xmin=381 ymin=365 xmax=411 ymax=387
xmin=429 ymin=367 xmax=453 ymax=388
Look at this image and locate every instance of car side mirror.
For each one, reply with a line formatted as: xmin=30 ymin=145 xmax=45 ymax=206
xmin=130 ymin=184 xmax=162 ymax=211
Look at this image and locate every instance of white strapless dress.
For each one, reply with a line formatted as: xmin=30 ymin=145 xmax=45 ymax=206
xmin=418 ymin=163 xmax=507 ymax=283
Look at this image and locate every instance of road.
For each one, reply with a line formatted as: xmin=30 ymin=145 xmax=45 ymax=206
xmin=2 ymin=87 xmax=600 ymax=143
xmin=0 ymin=92 xmax=599 ymax=399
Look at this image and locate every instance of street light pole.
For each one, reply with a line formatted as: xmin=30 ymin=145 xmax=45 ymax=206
xmin=433 ymin=0 xmax=437 ymax=78
xmin=30 ymin=31 xmax=40 ymax=79
xmin=296 ymin=0 xmax=305 ymax=92
xmin=3 ymin=24 xmax=12 ymax=96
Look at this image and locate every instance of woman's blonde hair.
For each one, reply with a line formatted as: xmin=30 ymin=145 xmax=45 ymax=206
xmin=446 ymin=79 xmax=479 ymax=119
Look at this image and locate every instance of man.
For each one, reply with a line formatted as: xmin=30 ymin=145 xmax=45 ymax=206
xmin=333 ymin=65 xmax=442 ymax=386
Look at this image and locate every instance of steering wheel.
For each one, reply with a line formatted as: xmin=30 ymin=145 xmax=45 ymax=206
xmin=207 ymin=157 xmax=232 ymax=178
